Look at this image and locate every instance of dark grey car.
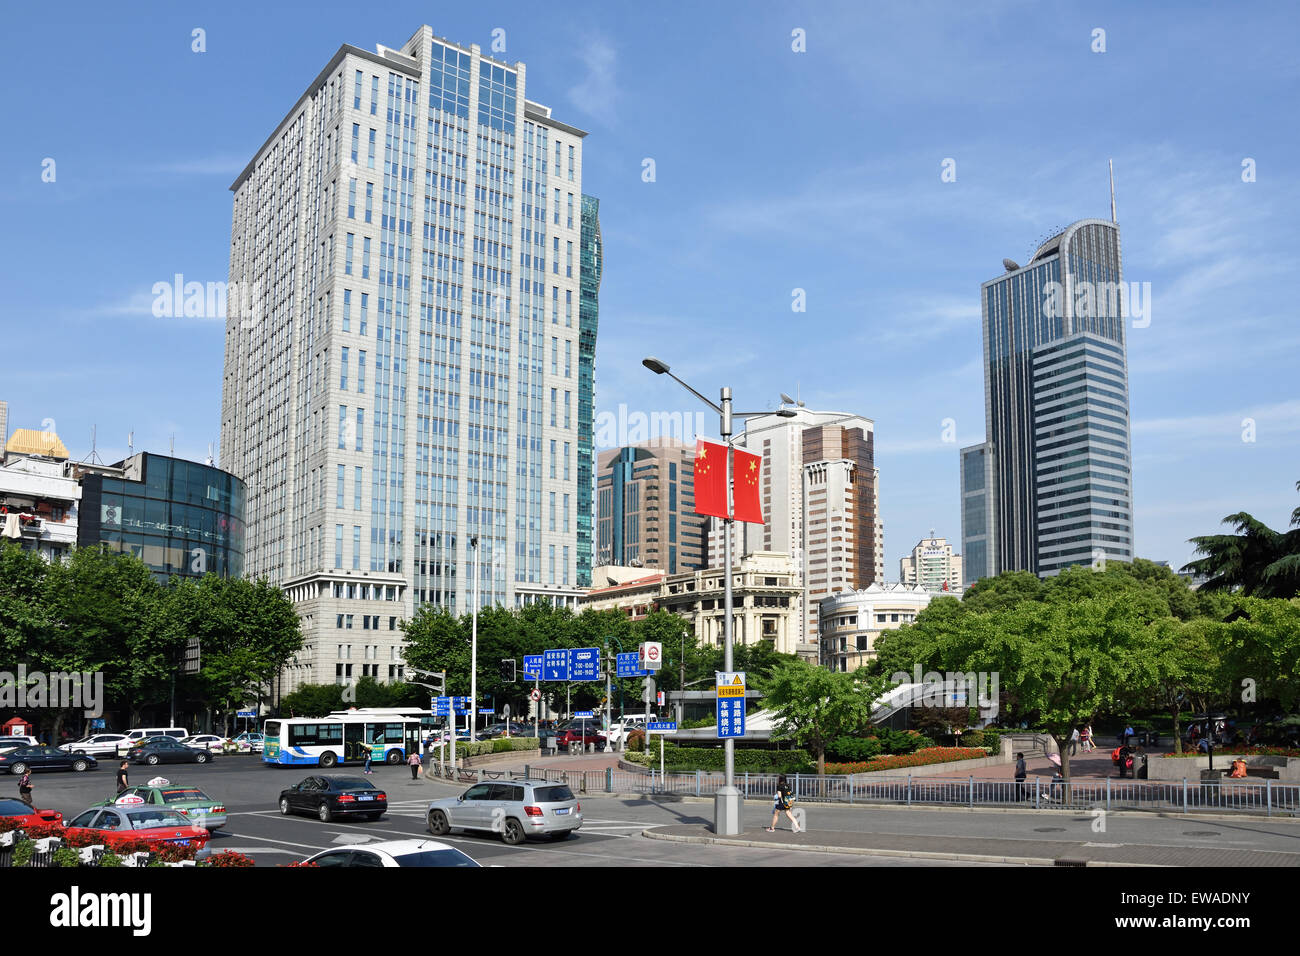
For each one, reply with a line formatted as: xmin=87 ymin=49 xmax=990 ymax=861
xmin=426 ymin=781 xmax=582 ymax=845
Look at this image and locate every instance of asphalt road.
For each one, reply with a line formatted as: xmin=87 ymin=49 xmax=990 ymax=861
xmin=13 ymin=756 xmax=1297 ymax=866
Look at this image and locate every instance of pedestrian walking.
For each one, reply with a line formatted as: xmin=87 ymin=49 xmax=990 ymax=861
xmin=116 ymin=760 xmax=129 ymax=794
xmin=1014 ymin=752 xmax=1027 ymax=801
xmin=18 ymin=770 xmax=33 ymax=809
xmin=1082 ymin=724 xmax=1095 ymax=753
xmin=407 ymin=750 xmax=422 ymax=780
xmin=767 ymin=775 xmax=800 ymax=832
xmin=1124 ymin=724 xmax=1135 ymax=747
xmin=1069 ymin=727 xmax=1080 ymax=756
xmin=363 ymin=745 xmax=374 ymax=775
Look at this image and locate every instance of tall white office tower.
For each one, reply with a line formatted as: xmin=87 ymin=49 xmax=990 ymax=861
xmin=221 ymin=26 xmax=596 ymax=692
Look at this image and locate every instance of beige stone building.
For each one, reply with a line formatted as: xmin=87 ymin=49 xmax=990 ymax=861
xmin=899 ymin=534 xmax=962 ymax=591
xmin=578 ymin=551 xmax=811 ymax=659
xmin=819 ymin=582 xmax=942 ymax=672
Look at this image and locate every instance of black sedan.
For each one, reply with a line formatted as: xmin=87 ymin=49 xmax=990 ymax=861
xmin=0 ymin=746 xmax=98 ymax=775
xmin=278 ymin=775 xmax=387 ymax=823
xmin=127 ymin=737 xmax=214 ymax=766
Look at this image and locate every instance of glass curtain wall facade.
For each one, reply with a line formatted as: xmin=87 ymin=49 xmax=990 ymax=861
xmin=969 ymin=218 xmax=1133 ymax=581
xmin=577 ymin=194 xmax=601 ymax=586
xmin=78 ymin=453 xmax=246 ymax=581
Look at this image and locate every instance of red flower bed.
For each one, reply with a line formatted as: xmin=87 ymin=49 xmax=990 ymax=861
xmin=283 ymin=860 xmax=319 ymax=867
xmin=209 ymin=851 xmax=256 ymax=867
xmin=1160 ymin=746 xmax=1300 ymax=758
xmin=826 ymin=747 xmax=989 ymax=775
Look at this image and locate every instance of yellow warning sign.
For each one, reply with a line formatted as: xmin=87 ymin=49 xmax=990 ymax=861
xmin=717 ymin=686 xmax=745 ymax=698
xmin=716 ymin=671 xmax=746 ymax=697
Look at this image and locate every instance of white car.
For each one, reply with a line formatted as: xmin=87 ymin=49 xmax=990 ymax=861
xmin=60 ymin=734 xmax=129 ymax=758
xmin=229 ymin=732 xmax=264 ymax=753
xmin=181 ymin=735 xmax=227 ymax=753
xmin=302 ymin=839 xmax=480 ymax=868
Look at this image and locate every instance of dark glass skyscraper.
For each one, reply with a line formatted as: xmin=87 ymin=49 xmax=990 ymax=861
xmin=577 ymin=194 xmax=602 ymax=586
xmin=961 ymin=218 xmax=1134 ymax=582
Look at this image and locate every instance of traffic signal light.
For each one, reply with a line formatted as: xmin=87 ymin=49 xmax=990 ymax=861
xmin=500 ymin=659 xmax=516 ymax=681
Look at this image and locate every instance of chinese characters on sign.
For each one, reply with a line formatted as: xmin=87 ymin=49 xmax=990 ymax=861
xmin=716 ymin=671 xmax=746 ymax=739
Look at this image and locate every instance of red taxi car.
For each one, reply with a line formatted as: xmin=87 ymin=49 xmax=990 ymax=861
xmin=63 ymin=794 xmax=211 ymax=857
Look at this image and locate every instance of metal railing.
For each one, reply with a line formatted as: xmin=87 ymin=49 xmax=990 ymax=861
xmin=509 ymin=765 xmax=1299 ymax=817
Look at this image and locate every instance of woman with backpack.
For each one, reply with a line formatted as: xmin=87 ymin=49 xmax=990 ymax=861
xmin=767 ymin=775 xmax=800 ymax=833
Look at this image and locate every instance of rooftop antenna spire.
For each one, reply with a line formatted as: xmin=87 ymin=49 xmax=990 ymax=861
xmin=1109 ymin=158 xmax=1117 ymax=223
xmin=86 ymin=425 xmax=104 ymax=465
xmin=127 ymin=430 xmax=134 ymax=456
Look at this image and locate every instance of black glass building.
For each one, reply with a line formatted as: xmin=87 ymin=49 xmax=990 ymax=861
xmin=78 ymin=453 xmax=246 ymax=580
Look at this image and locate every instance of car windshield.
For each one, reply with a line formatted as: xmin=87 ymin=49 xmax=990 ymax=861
xmin=392 ymin=848 xmax=479 ymax=867
xmin=126 ymin=810 xmax=189 ymax=830
xmin=533 ymin=786 xmax=575 ymax=803
xmin=160 ymin=789 xmax=209 ymax=803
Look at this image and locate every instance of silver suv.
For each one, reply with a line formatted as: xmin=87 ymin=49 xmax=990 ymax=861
xmin=426 ymin=781 xmax=582 ymax=845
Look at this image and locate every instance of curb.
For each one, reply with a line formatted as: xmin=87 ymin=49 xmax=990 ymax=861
xmin=639 ymin=828 xmax=1154 ymax=867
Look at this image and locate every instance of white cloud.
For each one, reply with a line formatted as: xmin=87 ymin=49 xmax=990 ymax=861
xmin=567 ymin=36 xmax=618 ymax=125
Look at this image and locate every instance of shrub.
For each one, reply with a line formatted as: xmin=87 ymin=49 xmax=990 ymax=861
xmin=209 ymin=850 xmax=256 ymax=867
xmin=624 ymin=745 xmax=813 ymax=774
xmin=626 ymin=729 xmax=646 ymax=752
xmin=828 ymin=736 xmax=883 ymax=762
xmin=492 ymin=738 xmax=512 ymax=753
xmin=13 ymin=840 xmax=33 ymax=867
xmin=52 ymin=846 xmax=81 ymax=868
xmin=98 ymin=852 xmax=122 ymax=867
xmin=960 ymin=728 xmax=985 ymax=748
xmin=824 ymin=746 xmax=989 ymax=775
xmin=871 ymin=729 xmax=934 ymax=755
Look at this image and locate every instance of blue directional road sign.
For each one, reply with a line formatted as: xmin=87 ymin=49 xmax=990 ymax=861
xmin=648 ymin=722 xmax=677 ymax=733
xmin=479 ymin=709 xmax=494 ymax=715
xmin=716 ymin=671 xmax=747 ymax=739
xmin=573 ymin=711 xmax=595 ymax=719
xmin=523 ymin=654 xmax=543 ymax=679
xmin=543 ymin=649 xmax=569 ymax=681
xmin=617 ymin=652 xmax=649 ymax=678
xmin=432 ymin=696 xmax=452 ymax=715
xmin=568 ymin=647 xmax=601 ymax=681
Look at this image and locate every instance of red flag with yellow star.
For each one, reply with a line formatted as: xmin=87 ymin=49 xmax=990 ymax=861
xmin=693 ymin=440 xmax=729 ymax=519
xmin=732 ymin=448 xmax=764 ymax=524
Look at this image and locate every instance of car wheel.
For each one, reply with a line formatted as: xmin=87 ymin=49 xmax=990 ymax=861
xmin=146 ymin=755 xmax=160 ymax=766
xmin=386 ymin=749 xmax=402 ymax=765
xmin=72 ymin=760 xmax=89 ymax=772
xmin=11 ymin=763 xmax=28 ymax=776
xmin=318 ymin=802 xmax=333 ymax=823
xmin=501 ymin=818 xmax=526 ymax=846
xmin=279 ymin=798 xmax=292 ymax=816
xmin=427 ymin=810 xmax=450 ymax=836
xmin=549 ymin=830 xmax=572 ymax=841
xmin=195 ymin=752 xmax=209 ymax=764
xmin=319 ymin=751 xmax=337 ymax=768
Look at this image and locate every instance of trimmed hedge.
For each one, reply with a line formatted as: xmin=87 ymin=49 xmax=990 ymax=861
xmin=624 ymin=745 xmax=813 ymax=774
xmin=824 ymin=746 xmax=990 ymax=775
xmin=1159 ymin=747 xmax=1299 ymax=758
xmin=456 ymin=737 xmax=540 ymax=758
xmin=827 ymin=736 xmax=883 ymax=762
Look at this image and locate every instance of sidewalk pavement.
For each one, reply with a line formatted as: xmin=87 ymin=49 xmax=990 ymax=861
xmin=642 ymin=824 xmax=1300 ymax=867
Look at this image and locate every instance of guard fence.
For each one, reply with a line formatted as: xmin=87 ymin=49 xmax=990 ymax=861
xmin=483 ymin=765 xmax=1296 ymax=817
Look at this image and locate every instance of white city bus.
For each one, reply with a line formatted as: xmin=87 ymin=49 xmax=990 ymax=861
xmin=262 ymin=712 xmax=423 ymax=768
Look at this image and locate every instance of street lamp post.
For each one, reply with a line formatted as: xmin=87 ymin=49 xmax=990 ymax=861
xmin=470 ymin=536 xmax=479 ymax=741
xmin=642 ymin=357 xmax=794 ymax=836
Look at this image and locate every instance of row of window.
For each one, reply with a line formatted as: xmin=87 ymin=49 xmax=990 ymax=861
xmin=335 ymin=644 xmax=402 ymax=659
xmin=334 ymin=614 xmax=399 ymax=630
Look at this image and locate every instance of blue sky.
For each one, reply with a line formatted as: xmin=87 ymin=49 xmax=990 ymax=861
xmin=2 ymin=0 xmax=1297 ymax=575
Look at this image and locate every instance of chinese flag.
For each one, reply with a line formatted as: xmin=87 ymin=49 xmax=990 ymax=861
xmin=732 ymin=448 xmax=763 ymax=524
xmin=693 ymin=440 xmax=729 ymax=519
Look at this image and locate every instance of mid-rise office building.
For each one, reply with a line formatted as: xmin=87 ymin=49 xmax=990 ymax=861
xmin=707 ymin=408 xmax=881 ymax=650
xmin=962 ymin=215 xmax=1134 ymax=584
xmin=1 ymin=429 xmax=80 ymax=563
xmin=220 ymin=26 xmax=597 ymax=690
xmin=596 ymin=439 xmax=705 ymax=574
xmin=899 ymin=534 xmax=962 ymax=591
xmin=819 ymin=583 xmax=937 ymax=672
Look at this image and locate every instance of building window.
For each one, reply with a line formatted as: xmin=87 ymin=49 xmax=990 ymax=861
xmin=367 ymin=128 xmax=376 ymax=169
xmin=565 ymin=289 xmax=572 ymax=326
xmin=345 ymin=233 xmax=354 ymax=274
xmin=364 ymin=182 xmax=373 ymax=223
xmin=358 ymin=350 xmax=366 ymax=393
xmin=550 ymin=439 xmax=557 ymax=479
xmin=353 ymin=71 xmax=362 ymax=110
xmin=552 ymin=237 xmax=559 ymax=274
xmin=343 ymin=289 xmax=351 ymax=332
xmin=338 ymin=406 xmax=347 ymax=448
xmin=568 ymin=145 xmax=575 ymax=181
xmin=362 ymin=237 xmax=371 ymax=279
xmin=552 ymin=287 xmax=558 ymax=323
xmin=347 ymin=178 xmax=356 ymax=219
xmin=353 ymin=527 xmax=361 ymax=570
xmin=335 ymin=525 xmax=343 ymax=568
xmin=356 ymin=408 xmax=364 ymax=451
xmin=549 ymin=492 xmax=556 ymax=532
xmin=563 ymin=442 xmax=570 ymax=480
xmin=340 ymin=347 xmax=349 ymax=389
xmin=360 ymin=293 xmax=369 ymax=334
xmin=566 ymin=241 xmax=573 ymax=278
xmin=337 ymin=465 xmax=345 ymax=508
xmin=564 ymin=340 xmax=572 ymax=377
xmin=354 ymin=466 xmax=363 ymax=510
xmin=351 ymin=124 xmax=359 ymax=163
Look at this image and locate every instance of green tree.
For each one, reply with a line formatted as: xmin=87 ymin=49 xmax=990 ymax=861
xmin=765 ymin=660 xmax=887 ymax=774
xmin=1212 ymin=596 xmax=1300 ymax=711
xmin=1137 ymin=617 xmax=1222 ymax=753
xmin=1182 ymin=481 xmax=1300 ymax=599
xmin=280 ymin=682 xmax=345 ymax=717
